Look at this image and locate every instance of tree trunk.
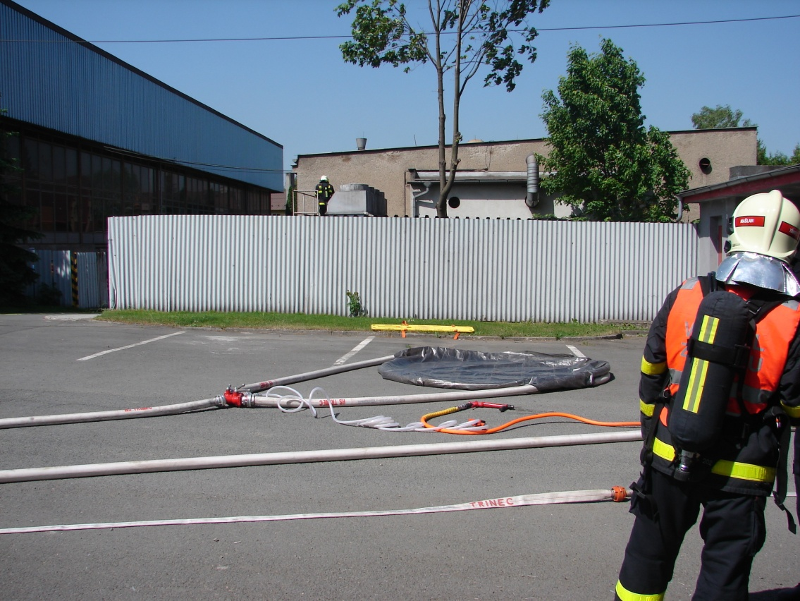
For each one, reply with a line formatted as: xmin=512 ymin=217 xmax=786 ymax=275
xmin=435 ymin=13 xmax=448 ymax=219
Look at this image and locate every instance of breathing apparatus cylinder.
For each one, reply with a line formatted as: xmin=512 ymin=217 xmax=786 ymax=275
xmin=667 ymin=290 xmax=754 ymax=480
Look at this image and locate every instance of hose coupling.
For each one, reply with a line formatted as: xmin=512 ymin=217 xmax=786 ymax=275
xmin=223 ymin=387 xmax=255 ymax=408
xmin=470 ymin=402 xmax=513 ymax=412
xmin=611 ymin=486 xmax=629 ymax=502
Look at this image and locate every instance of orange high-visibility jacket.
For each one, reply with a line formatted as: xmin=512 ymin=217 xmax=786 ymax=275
xmin=638 ymin=275 xmax=800 ymax=495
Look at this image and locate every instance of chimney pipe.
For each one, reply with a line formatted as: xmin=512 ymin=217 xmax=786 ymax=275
xmin=525 ymin=154 xmax=539 ymax=208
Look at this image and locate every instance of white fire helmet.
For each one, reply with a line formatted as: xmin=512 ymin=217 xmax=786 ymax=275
xmin=320 ymin=175 xmax=329 ymax=182
xmin=727 ymin=190 xmax=800 ymax=262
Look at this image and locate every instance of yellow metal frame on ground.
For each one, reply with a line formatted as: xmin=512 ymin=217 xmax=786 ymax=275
xmin=371 ymin=321 xmax=474 ymax=339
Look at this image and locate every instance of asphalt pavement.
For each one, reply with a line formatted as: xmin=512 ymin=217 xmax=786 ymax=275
xmin=0 ymin=314 xmax=796 ymax=600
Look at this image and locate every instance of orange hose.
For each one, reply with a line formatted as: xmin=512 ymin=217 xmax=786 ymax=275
xmin=420 ymin=409 xmax=639 ymax=435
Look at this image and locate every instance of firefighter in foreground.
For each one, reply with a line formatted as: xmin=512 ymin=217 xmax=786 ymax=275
xmin=615 ymin=190 xmax=800 ymax=600
xmin=315 ymin=175 xmax=335 ymax=216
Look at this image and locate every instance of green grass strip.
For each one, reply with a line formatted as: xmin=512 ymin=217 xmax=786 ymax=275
xmin=92 ymin=309 xmax=646 ymax=340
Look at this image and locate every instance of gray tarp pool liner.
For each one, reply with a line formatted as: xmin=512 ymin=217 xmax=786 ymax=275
xmin=378 ymin=347 xmax=611 ymax=391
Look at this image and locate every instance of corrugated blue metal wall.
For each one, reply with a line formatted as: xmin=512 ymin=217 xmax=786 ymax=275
xmin=0 ymin=1 xmax=282 ymax=191
xmin=108 ymin=216 xmax=699 ymax=322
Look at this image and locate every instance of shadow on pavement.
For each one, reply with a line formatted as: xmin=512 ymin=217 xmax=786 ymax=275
xmin=750 ymin=584 xmax=800 ymax=600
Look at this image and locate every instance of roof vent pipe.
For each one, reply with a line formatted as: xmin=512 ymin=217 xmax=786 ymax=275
xmin=356 ymin=137 xmax=367 ymax=151
xmin=525 ymin=154 xmax=539 ymax=208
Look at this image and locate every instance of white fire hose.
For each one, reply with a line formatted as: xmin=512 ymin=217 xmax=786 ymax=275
xmin=0 ymin=347 xmax=613 ymax=429
xmin=0 ymin=429 xmax=642 ymax=483
xmin=0 ymin=398 xmax=221 ymax=429
xmin=0 ymin=354 xmax=394 ymax=429
xmin=0 ymin=487 xmax=632 ymax=535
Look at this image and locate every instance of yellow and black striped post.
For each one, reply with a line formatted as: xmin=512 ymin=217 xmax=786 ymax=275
xmin=70 ymin=252 xmax=79 ymax=307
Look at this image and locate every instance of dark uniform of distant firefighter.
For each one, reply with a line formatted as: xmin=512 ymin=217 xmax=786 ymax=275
xmin=615 ymin=190 xmax=800 ymax=601
xmin=315 ymin=175 xmax=334 ymax=216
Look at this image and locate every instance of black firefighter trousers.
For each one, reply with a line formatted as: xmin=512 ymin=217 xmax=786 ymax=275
xmin=616 ymin=469 xmax=767 ymax=601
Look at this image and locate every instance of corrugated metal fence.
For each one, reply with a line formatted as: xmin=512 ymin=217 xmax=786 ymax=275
xmin=26 ymin=250 xmax=108 ymax=309
xmin=108 ymin=215 xmax=698 ymax=322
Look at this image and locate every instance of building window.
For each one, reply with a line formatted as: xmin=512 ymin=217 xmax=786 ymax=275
xmin=161 ymin=171 xmax=185 ymax=214
xmin=5 ymin=125 xmax=274 ymax=248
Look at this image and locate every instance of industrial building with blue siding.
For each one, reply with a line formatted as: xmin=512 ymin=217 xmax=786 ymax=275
xmin=0 ymin=0 xmax=283 ymax=252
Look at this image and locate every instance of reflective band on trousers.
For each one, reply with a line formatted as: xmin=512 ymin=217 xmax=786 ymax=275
xmin=639 ymin=400 xmax=655 ymax=417
xmin=652 ymin=438 xmax=776 ymax=483
xmin=615 ymin=580 xmax=665 ymax=601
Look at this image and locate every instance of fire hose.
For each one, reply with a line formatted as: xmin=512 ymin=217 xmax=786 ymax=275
xmin=0 ymin=429 xmax=643 ymax=483
xmin=0 ymin=486 xmax=632 ymax=535
xmin=0 ymin=344 xmax=615 ymax=428
xmin=0 ymin=354 xmax=642 ymax=533
xmin=0 ymin=378 xmax=612 ymax=430
xmin=0 ymin=385 xmax=544 ymax=429
xmin=0 ymin=354 xmax=395 ymax=428
xmin=256 ymin=386 xmax=638 ymax=434
xmin=419 ymin=403 xmax=639 ymax=434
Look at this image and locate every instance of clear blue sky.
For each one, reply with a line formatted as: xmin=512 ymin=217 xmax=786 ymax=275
xmin=11 ymin=0 xmax=800 ymax=174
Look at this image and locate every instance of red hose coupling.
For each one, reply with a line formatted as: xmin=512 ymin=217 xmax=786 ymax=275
xmin=470 ymin=402 xmax=513 ymax=412
xmin=223 ymin=387 xmax=245 ymax=407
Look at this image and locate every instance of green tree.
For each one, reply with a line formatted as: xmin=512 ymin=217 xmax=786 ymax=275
xmin=690 ymin=104 xmax=799 ymax=166
xmin=757 ymin=140 xmax=800 ymax=166
xmin=336 ymin=0 xmax=550 ymax=217
xmin=538 ymin=39 xmax=690 ymax=222
xmin=0 ymin=109 xmax=42 ymax=305
xmin=691 ymin=104 xmax=754 ymax=129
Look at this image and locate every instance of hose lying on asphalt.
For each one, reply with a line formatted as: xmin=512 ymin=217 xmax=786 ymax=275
xmin=0 ymin=398 xmax=222 ymax=429
xmin=0 ymin=355 xmax=397 ymax=429
xmin=0 ymin=355 xmax=573 ymax=429
xmin=0 ymin=429 xmax=643 ymax=483
xmin=0 ymin=487 xmax=632 ymax=535
xmin=419 ymin=406 xmax=639 ymax=434
xmin=234 ymin=354 xmax=396 ymax=393
xmin=264 ymin=386 xmax=639 ymax=434
xmin=0 ymin=384 xmax=546 ymax=429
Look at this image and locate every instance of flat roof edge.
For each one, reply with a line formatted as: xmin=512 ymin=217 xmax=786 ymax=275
xmin=1 ymin=0 xmax=281 ymax=149
xmin=679 ymin=164 xmax=800 ymax=202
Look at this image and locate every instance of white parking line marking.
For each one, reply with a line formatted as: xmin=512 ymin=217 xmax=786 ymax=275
xmin=334 ymin=336 xmax=375 ymax=366
xmin=566 ymin=345 xmax=585 ymax=358
xmin=77 ymin=331 xmax=185 ymax=361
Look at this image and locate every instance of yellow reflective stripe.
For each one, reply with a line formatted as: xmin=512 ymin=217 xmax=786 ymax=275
xmin=781 ymin=401 xmax=800 ymax=419
xmin=652 ymin=437 xmax=675 ymax=462
xmin=682 ymin=357 xmax=707 ymax=412
xmin=640 ymin=400 xmax=655 ymax=417
xmin=615 ymin=580 xmax=665 ymax=601
xmin=701 ymin=314 xmax=719 ymax=343
xmin=641 ymin=357 xmax=667 ymax=376
xmin=682 ymin=315 xmax=718 ymax=413
xmin=654 ymin=439 xmax=774 ymax=483
xmin=711 ymin=460 xmax=775 ymax=483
